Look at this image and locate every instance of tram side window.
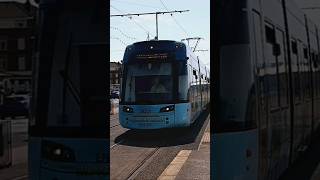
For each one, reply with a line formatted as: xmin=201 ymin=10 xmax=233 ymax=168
xmin=312 ymin=51 xmax=317 ymax=97
xmin=265 ymin=24 xmax=275 ymax=44
xmin=303 ymin=47 xmax=308 ymax=59
xmin=291 ymin=39 xmax=301 ymax=102
xmin=315 ymin=53 xmax=319 ymax=97
xmin=276 ymin=29 xmax=288 ymax=107
xmin=201 ymin=74 xmax=205 ymax=101
xmin=317 ymin=54 xmax=320 ymax=97
xmin=189 ymin=66 xmax=194 ymax=106
xmin=318 ymin=55 xmax=320 ymax=97
xmin=301 ymin=47 xmax=309 ymax=100
xmin=178 ymin=61 xmax=188 ymax=101
xmin=265 ymin=22 xmax=279 ymax=108
xmin=305 ymin=49 xmax=312 ymax=99
xmin=192 ymin=69 xmax=197 ymax=109
xmin=194 ymin=69 xmax=199 ymax=108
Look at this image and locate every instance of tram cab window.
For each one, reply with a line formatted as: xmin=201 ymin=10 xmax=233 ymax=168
xmin=123 ymin=62 xmax=173 ymax=104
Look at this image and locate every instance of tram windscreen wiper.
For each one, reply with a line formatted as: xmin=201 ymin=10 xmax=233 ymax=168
xmin=58 ymin=37 xmax=81 ymax=124
xmin=59 ymin=70 xmax=80 ymax=106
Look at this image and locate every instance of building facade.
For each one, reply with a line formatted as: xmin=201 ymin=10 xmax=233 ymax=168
xmin=0 ymin=1 xmax=37 ymax=95
xmin=110 ymin=61 xmax=122 ymax=92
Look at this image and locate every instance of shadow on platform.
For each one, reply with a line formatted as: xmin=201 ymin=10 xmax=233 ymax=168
xmin=114 ymin=109 xmax=210 ymax=148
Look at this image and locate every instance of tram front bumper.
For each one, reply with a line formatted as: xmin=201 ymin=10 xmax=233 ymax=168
xmin=119 ymin=104 xmax=191 ymax=129
xmin=120 ymin=112 xmax=192 ymax=129
xmin=119 ymin=113 xmax=176 ymax=129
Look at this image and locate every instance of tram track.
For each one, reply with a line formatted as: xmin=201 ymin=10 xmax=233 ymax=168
xmin=110 ymin=143 xmax=162 ymax=180
xmin=110 ymin=128 xmax=166 ymax=179
xmin=125 ymin=147 xmax=161 ymax=180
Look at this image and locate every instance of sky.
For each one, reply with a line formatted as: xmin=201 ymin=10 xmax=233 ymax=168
xmin=110 ymin=0 xmax=210 ymax=68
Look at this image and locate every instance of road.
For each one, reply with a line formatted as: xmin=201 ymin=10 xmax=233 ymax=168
xmin=110 ymin=110 xmax=210 ymax=180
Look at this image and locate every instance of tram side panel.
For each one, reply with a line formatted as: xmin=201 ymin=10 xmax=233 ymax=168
xmin=286 ymin=1 xmax=313 ymax=162
xmin=306 ymin=19 xmax=318 ymax=141
xmin=213 ymin=1 xmax=259 ymax=179
xmin=256 ymin=0 xmax=291 ymax=178
xmin=307 ymin=19 xmax=320 ymax=135
xmin=214 ymin=0 xmax=319 ymax=179
xmin=314 ymin=25 xmax=320 ymax=131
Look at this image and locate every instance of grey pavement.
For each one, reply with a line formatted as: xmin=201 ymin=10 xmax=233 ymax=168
xmin=0 ymin=119 xmax=28 ymax=180
xmin=175 ymin=119 xmax=210 ymax=180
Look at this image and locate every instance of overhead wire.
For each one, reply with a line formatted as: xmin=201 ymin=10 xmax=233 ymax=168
xmin=159 ymin=0 xmax=189 ymax=37
xmin=110 ymin=26 xmax=137 ymax=40
xmin=110 ymin=36 xmax=129 ymax=46
xmin=110 ymin=5 xmax=154 ymax=38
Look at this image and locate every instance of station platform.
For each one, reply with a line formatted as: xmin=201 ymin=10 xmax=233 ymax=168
xmin=158 ymin=118 xmax=210 ymax=180
xmin=175 ymin=120 xmax=210 ymax=180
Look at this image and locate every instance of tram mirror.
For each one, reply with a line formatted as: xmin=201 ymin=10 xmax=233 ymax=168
xmin=273 ymin=43 xmax=281 ymax=56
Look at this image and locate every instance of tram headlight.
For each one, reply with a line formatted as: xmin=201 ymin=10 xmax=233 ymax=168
xmin=41 ymin=140 xmax=75 ymax=162
xmin=160 ymin=105 xmax=174 ymax=112
xmin=123 ymin=106 xmax=133 ymax=113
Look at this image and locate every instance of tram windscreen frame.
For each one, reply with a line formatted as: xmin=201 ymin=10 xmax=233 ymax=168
xmin=121 ymin=57 xmax=188 ymax=105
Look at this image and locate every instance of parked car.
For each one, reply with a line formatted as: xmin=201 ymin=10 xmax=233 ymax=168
xmin=0 ymin=96 xmax=29 ymax=119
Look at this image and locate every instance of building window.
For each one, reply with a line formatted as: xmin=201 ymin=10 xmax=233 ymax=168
xmin=0 ymin=55 xmax=7 ymax=70
xmin=18 ymin=56 xmax=26 ymax=70
xmin=0 ymin=40 xmax=7 ymax=50
xmin=17 ymin=38 xmax=25 ymax=50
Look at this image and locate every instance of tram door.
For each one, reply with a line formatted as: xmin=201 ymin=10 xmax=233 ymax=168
xmin=252 ymin=11 xmax=269 ymax=180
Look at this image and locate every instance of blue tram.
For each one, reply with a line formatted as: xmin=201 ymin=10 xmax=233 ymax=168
xmin=213 ymin=0 xmax=320 ymax=180
xmin=119 ymin=40 xmax=210 ymax=129
xmin=29 ymin=1 xmax=108 ymax=179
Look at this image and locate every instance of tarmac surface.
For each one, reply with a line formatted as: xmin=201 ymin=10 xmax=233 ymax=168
xmin=110 ymin=109 xmax=210 ymax=180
